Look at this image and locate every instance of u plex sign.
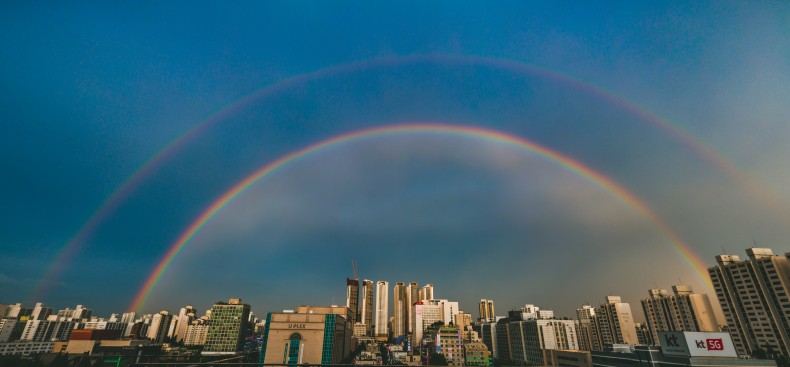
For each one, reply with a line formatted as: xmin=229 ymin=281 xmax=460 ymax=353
xmin=659 ymin=331 xmax=738 ymax=358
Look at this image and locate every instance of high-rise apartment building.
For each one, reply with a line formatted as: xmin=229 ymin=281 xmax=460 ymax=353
xmin=170 ymin=306 xmax=196 ymax=343
xmin=56 ymin=305 xmax=91 ymax=321
xmin=393 ymin=282 xmax=407 ymax=338
xmin=120 ymin=312 xmax=137 ymax=324
xmin=0 ymin=319 xmax=19 ymax=342
xmin=419 ymin=284 xmax=434 ymax=302
xmin=203 ymin=298 xmax=251 ymax=355
xmin=184 ymin=318 xmax=210 ymax=346
xmin=5 ymin=304 xmax=31 ymax=319
xmin=30 ymin=303 xmax=53 ymax=321
xmin=406 ymin=282 xmax=419 ymax=334
xmin=709 ymin=248 xmax=790 ymax=356
xmin=576 ymin=305 xmax=597 ymax=351
xmin=479 ymin=299 xmax=495 ymax=321
xmin=147 ymin=310 xmax=173 ymax=342
xmin=640 ymin=285 xmax=717 ymax=346
xmin=592 ymin=296 xmax=638 ymax=348
xmin=359 ymin=280 xmax=374 ymax=336
xmin=346 ymin=278 xmax=359 ymax=324
xmin=375 ymin=281 xmax=389 ymax=340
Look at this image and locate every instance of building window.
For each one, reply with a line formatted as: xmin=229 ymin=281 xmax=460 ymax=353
xmin=286 ymin=333 xmax=302 ymax=366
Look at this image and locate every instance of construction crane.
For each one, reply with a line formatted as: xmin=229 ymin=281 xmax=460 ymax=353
xmin=351 ymin=260 xmax=359 ymax=280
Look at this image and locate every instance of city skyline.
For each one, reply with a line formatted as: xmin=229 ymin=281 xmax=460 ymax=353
xmin=2 ymin=2 xmax=790 ymax=318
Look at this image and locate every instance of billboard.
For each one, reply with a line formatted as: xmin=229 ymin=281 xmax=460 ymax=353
xmin=659 ymin=331 xmax=738 ymax=358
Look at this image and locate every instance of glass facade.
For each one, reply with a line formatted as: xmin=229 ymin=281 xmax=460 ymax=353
xmin=258 ymin=313 xmax=272 ymax=364
xmin=321 ymin=314 xmax=336 ymax=364
xmin=285 ymin=333 xmax=301 ymax=366
xmin=203 ymin=302 xmax=250 ymax=354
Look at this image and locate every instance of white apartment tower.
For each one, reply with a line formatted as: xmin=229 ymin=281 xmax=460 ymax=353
xmin=170 ymin=306 xmax=197 ymax=343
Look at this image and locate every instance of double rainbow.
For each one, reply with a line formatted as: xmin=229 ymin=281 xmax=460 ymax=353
xmin=128 ymin=123 xmax=712 ymax=312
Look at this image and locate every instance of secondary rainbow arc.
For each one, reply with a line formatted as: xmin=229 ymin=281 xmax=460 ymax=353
xmin=37 ymin=53 xmax=771 ymax=302
xmin=128 ymin=123 xmax=712 ymax=312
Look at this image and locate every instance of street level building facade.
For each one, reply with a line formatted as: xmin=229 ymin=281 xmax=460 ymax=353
xmin=259 ymin=306 xmax=352 ymax=365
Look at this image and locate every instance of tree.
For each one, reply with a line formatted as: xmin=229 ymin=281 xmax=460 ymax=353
xmin=429 ymin=352 xmax=448 ymax=366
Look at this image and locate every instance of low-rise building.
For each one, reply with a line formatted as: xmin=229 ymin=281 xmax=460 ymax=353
xmin=543 ymin=349 xmax=592 ymax=367
xmin=464 ymin=341 xmax=492 ymax=366
xmin=260 ymin=306 xmax=352 ymax=365
xmin=0 ymin=341 xmax=54 ymax=356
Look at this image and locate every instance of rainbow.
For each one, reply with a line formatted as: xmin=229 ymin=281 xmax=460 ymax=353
xmin=36 ymin=54 xmax=773 ymax=302
xmin=128 ymin=123 xmax=712 ymax=312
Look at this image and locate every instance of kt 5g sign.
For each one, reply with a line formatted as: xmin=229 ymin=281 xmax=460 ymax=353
xmin=659 ymin=331 xmax=738 ymax=357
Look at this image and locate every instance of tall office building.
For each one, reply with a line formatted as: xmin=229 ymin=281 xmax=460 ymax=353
xmin=203 ymin=298 xmax=251 ymax=355
xmin=406 ymin=282 xmax=419 ymax=334
xmin=346 ymin=278 xmax=359 ymax=324
xmin=359 ymin=280 xmax=374 ymax=336
xmin=479 ymin=299 xmax=495 ymax=321
xmin=593 ymin=296 xmax=638 ymax=348
xmin=709 ymin=248 xmax=790 ymax=356
xmin=419 ymin=284 xmax=434 ymax=302
xmin=640 ymin=285 xmax=717 ymax=346
xmin=375 ymin=281 xmax=389 ymax=340
xmin=393 ymin=282 xmax=407 ymax=338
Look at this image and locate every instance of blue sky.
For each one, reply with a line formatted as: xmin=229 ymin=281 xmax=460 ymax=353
xmin=1 ymin=1 xmax=789 ymax=319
